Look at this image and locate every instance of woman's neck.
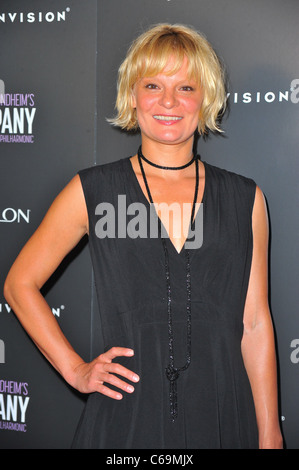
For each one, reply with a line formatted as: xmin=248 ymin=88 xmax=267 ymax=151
xmin=140 ymin=138 xmax=195 ymax=170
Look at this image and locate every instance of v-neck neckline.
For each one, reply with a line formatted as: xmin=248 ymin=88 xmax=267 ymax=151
xmin=126 ymin=155 xmax=207 ymax=256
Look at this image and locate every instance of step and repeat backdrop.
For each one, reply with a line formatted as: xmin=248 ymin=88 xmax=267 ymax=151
xmin=1 ymin=0 xmax=298 ymax=448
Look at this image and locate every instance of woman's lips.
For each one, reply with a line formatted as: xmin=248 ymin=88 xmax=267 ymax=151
xmin=153 ymin=115 xmax=183 ymax=125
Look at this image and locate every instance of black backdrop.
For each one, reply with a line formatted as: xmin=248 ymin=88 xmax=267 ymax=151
xmin=1 ymin=0 xmax=298 ymax=449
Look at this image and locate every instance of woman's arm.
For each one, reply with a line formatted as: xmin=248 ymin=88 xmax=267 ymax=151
xmin=3 ymin=175 xmax=139 ymax=398
xmin=241 ymin=186 xmax=283 ymax=449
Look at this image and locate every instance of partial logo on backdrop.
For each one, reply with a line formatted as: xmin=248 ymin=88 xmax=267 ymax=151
xmin=0 ymin=208 xmax=31 ymax=223
xmin=0 ymin=300 xmax=66 ymax=366
xmin=227 ymin=79 xmax=299 ymax=104
xmin=0 ymin=298 xmax=65 ymax=432
xmin=0 ymin=300 xmax=66 ymax=318
xmin=0 ymin=340 xmax=4 ymax=364
xmin=0 ymin=80 xmax=36 ymax=144
xmin=0 ymin=8 xmax=71 ymax=24
xmin=0 ymin=379 xmax=30 ymax=433
xmin=290 ymin=339 xmax=299 ymax=364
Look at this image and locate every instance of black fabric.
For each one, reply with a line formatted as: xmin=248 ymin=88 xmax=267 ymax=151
xmin=71 ymin=156 xmax=259 ymax=449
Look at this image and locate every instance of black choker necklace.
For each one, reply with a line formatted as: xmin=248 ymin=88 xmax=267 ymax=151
xmin=138 ymin=146 xmax=196 ymax=170
xmin=138 ymin=146 xmax=199 ymax=422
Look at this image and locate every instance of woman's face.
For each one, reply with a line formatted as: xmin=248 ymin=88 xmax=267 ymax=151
xmin=131 ymin=56 xmax=203 ymax=148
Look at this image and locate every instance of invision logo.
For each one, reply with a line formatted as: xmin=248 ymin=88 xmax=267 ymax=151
xmin=0 ymin=8 xmax=71 ymax=24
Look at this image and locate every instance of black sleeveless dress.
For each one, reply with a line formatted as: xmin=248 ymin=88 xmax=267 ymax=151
xmin=71 ymin=156 xmax=259 ymax=449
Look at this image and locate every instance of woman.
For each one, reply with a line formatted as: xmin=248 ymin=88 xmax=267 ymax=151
xmin=4 ymin=24 xmax=283 ymax=449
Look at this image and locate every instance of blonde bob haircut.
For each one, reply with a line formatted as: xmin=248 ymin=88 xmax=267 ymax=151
xmin=109 ymin=23 xmax=227 ymax=135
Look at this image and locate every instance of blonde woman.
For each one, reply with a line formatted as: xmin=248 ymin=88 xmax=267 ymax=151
xmin=4 ymin=24 xmax=282 ymax=449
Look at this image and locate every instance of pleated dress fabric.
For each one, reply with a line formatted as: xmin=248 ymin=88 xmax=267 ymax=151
xmin=71 ymin=156 xmax=259 ymax=449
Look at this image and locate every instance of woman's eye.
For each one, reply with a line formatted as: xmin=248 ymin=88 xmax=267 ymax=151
xmin=181 ymin=86 xmax=194 ymax=91
xmin=145 ymin=84 xmax=159 ymax=89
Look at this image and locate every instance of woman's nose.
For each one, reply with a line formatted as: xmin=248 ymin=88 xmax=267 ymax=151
xmin=159 ymin=88 xmax=178 ymax=108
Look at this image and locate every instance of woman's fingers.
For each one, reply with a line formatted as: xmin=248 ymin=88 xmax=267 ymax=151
xmin=103 ymin=361 xmax=140 ymax=384
xmin=96 ymin=382 xmax=124 ymax=400
xmin=102 ymin=347 xmax=134 ymax=362
xmin=100 ymin=370 xmax=136 ymax=394
xmin=86 ymin=347 xmax=140 ymax=399
xmin=72 ymin=347 xmax=140 ymax=398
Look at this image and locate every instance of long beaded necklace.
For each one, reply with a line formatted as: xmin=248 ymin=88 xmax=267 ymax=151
xmin=137 ymin=146 xmax=199 ymax=421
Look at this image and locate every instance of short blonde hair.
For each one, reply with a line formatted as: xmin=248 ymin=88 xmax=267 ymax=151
xmin=109 ymin=23 xmax=227 ymax=135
